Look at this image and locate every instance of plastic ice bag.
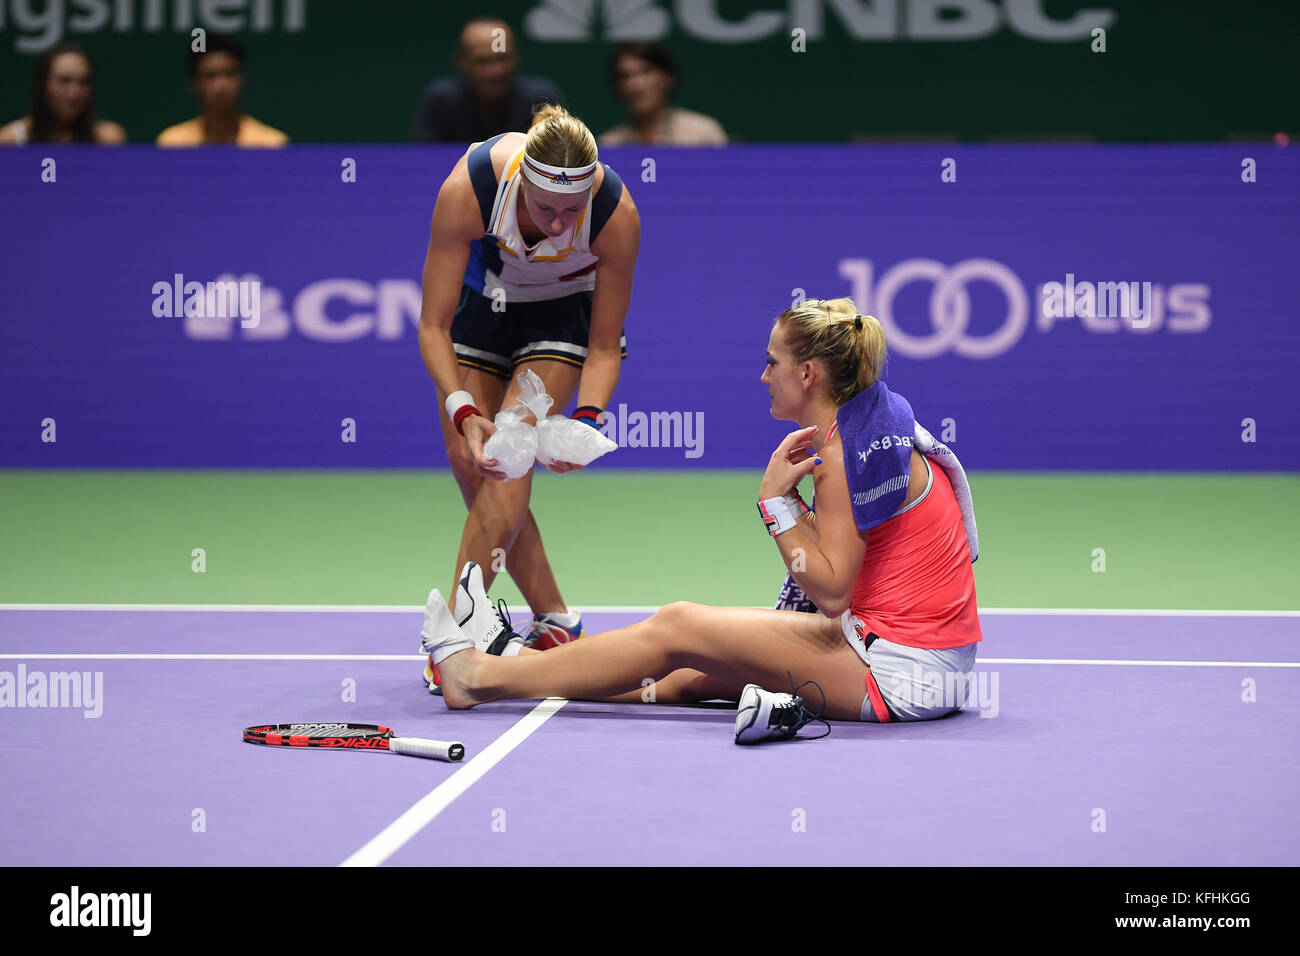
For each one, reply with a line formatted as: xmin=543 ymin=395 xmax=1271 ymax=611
xmin=536 ymin=414 xmax=618 ymax=467
xmin=513 ymin=368 xmax=554 ymax=420
xmin=482 ymin=418 xmax=537 ymax=479
xmin=479 ymin=369 xmax=558 ymax=479
xmin=482 ymin=400 xmax=538 ymax=480
xmin=483 ymin=368 xmax=618 ymax=473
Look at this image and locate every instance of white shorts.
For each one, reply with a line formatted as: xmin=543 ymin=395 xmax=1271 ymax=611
xmin=840 ymin=610 xmax=979 ymax=722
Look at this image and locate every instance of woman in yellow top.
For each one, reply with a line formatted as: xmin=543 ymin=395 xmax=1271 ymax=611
xmin=156 ymin=34 xmax=287 ymax=147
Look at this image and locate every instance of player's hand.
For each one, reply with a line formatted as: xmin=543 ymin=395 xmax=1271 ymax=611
xmin=541 ymin=460 xmax=585 ymax=474
xmin=463 ymin=415 xmax=507 ymax=480
xmin=759 ymin=425 xmax=821 ymax=500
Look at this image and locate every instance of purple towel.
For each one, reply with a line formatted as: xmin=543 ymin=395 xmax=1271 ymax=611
xmin=836 ymin=380 xmax=917 ymax=531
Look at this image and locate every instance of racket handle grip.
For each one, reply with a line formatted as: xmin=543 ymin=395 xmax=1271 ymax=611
xmin=389 ymin=737 xmax=465 ymax=762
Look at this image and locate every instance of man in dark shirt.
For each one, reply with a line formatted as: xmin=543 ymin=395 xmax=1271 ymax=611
xmin=412 ymin=17 xmax=565 ymax=143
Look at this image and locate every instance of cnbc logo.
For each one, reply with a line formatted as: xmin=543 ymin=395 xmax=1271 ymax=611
xmin=525 ymin=0 xmax=1115 ymax=43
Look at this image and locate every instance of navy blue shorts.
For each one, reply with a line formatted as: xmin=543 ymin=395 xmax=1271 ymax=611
xmin=450 ymin=285 xmax=628 ymax=381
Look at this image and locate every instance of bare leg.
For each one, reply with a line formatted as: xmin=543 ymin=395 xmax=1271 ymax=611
xmin=438 ymin=602 xmax=871 ymax=721
xmin=437 ymin=362 xmax=579 ymax=615
xmin=596 ymin=669 xmax=743 ymax=705
xmin=509 ymin=645 xmax=738 ymax=704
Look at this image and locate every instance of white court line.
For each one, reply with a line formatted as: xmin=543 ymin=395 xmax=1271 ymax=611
xmin=2 ymin=603 xmax=1298 ymax=617
xmin=0 ymin=652 xmax=1296 ymax=667
xmin=339 ymin=697 xmax=567 ymax=868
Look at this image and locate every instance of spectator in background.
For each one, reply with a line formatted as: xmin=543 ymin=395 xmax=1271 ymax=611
xmin=0 ymin=42 xmax=126 ymax=145
xmin=156 ymin=34 xmax=287 ymax=147
xmin=599 ymin=43 xmax=726 ymax=146
xmin=412 ymin=16 xmax=564 ymax=142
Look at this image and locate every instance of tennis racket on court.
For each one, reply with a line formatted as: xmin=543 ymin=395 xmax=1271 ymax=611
xmin=243 ymin=723 xmax=464 ymax=762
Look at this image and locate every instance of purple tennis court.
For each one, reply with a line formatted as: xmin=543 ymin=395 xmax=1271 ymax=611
xmin=2 ymin=608 xmax=1296 ymax=867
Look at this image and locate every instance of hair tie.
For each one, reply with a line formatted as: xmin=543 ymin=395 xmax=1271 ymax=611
xmin=854 ymin=314 xmax=863 ymax=330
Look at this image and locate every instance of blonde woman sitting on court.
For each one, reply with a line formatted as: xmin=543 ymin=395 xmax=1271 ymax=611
xmin=421 ymin=298 xmax=984 ymax=743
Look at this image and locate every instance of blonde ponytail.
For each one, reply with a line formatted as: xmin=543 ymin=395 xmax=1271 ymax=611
xmin=775 ymin=297 xmax=888 ymax=405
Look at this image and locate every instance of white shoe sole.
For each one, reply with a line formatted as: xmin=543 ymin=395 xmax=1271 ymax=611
xmin=734 ymin=684 xmax=765 ymax=744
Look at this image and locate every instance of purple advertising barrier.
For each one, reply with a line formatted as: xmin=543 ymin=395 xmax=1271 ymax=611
xmin=1 ymin=145 xmax=1296 ymax=470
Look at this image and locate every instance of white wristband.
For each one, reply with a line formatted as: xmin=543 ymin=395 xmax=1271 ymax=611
xmin=758 ymin=496 xmax=799 ymax=536
xmin=784 ymin=491 xmax=811 ymax=517
xmin=444 ymin=390 xmax=476 ymax=422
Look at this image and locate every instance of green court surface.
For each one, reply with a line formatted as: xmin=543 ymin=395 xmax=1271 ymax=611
xmin=1 ymin=470 xmax=1297 ymax=610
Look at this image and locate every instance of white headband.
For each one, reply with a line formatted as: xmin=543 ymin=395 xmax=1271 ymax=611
xmin=521 ymin=151 xmax=598 ymax=194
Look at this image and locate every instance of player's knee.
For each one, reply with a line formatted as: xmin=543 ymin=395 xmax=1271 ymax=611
xmin=472 ymin=476 xmax=534 ymax=537
xmin=659 ymin=600 xmax=702 ymax=619
xmin=649 ymin=601 xmax=703 ymax=652
xmin=445 ymin=445 xmax=480 ymax=492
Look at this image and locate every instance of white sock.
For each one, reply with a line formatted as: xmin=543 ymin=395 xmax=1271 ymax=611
xmin=422 ymin=589 xmax=473 ymax=664
xmin=540 ymin=609 xmax=580 ymax=628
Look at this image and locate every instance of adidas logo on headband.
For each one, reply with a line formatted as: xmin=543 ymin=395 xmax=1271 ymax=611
xmin=522 ymin=150 xmax=597 ymax=193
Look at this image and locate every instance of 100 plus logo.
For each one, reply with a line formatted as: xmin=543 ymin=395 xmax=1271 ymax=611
xmin=838 ymin=258 xmax=1211 ymax=360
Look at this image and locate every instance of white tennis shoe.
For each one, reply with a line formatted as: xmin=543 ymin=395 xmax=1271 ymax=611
xmin=734 ymin=681 xmax=832 ymax=745
xmin=452 ymin=561 xmax=526 ymax=658
xmin=420 ymin=562 xmax=528 ymax=669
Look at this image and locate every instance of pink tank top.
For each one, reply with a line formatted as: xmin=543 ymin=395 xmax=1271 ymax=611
xmin=847 ymin=458 xmax=982 ymax=650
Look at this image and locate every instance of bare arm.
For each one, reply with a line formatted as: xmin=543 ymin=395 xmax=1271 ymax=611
xmin=416 ymin=153 xmax=507 ymax=476
xmin=542 ymin=183 xmax=640 ymax=474
xmin=580 ymin=188 xmax=640 ymax=411
xmin=793 ymin=482 xmax=818 ymax=544
xmin=417 ymin=154 xmax=478 ymax=396
xmin=760 ymin=430 xmax=865 ymax=618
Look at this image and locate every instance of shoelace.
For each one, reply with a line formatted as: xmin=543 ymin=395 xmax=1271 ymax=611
xmin=476 ymin=598 xmax=526 ymax=657
xmin=774 ymin=670 xmax=832 ymax=741
xmin=495 ymin=598 xmax=522 ymax=641
xmin=524 ymin=614 xmax=575 ymax=647
xmin=523 ymin=617 xmax=550 ymax=647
